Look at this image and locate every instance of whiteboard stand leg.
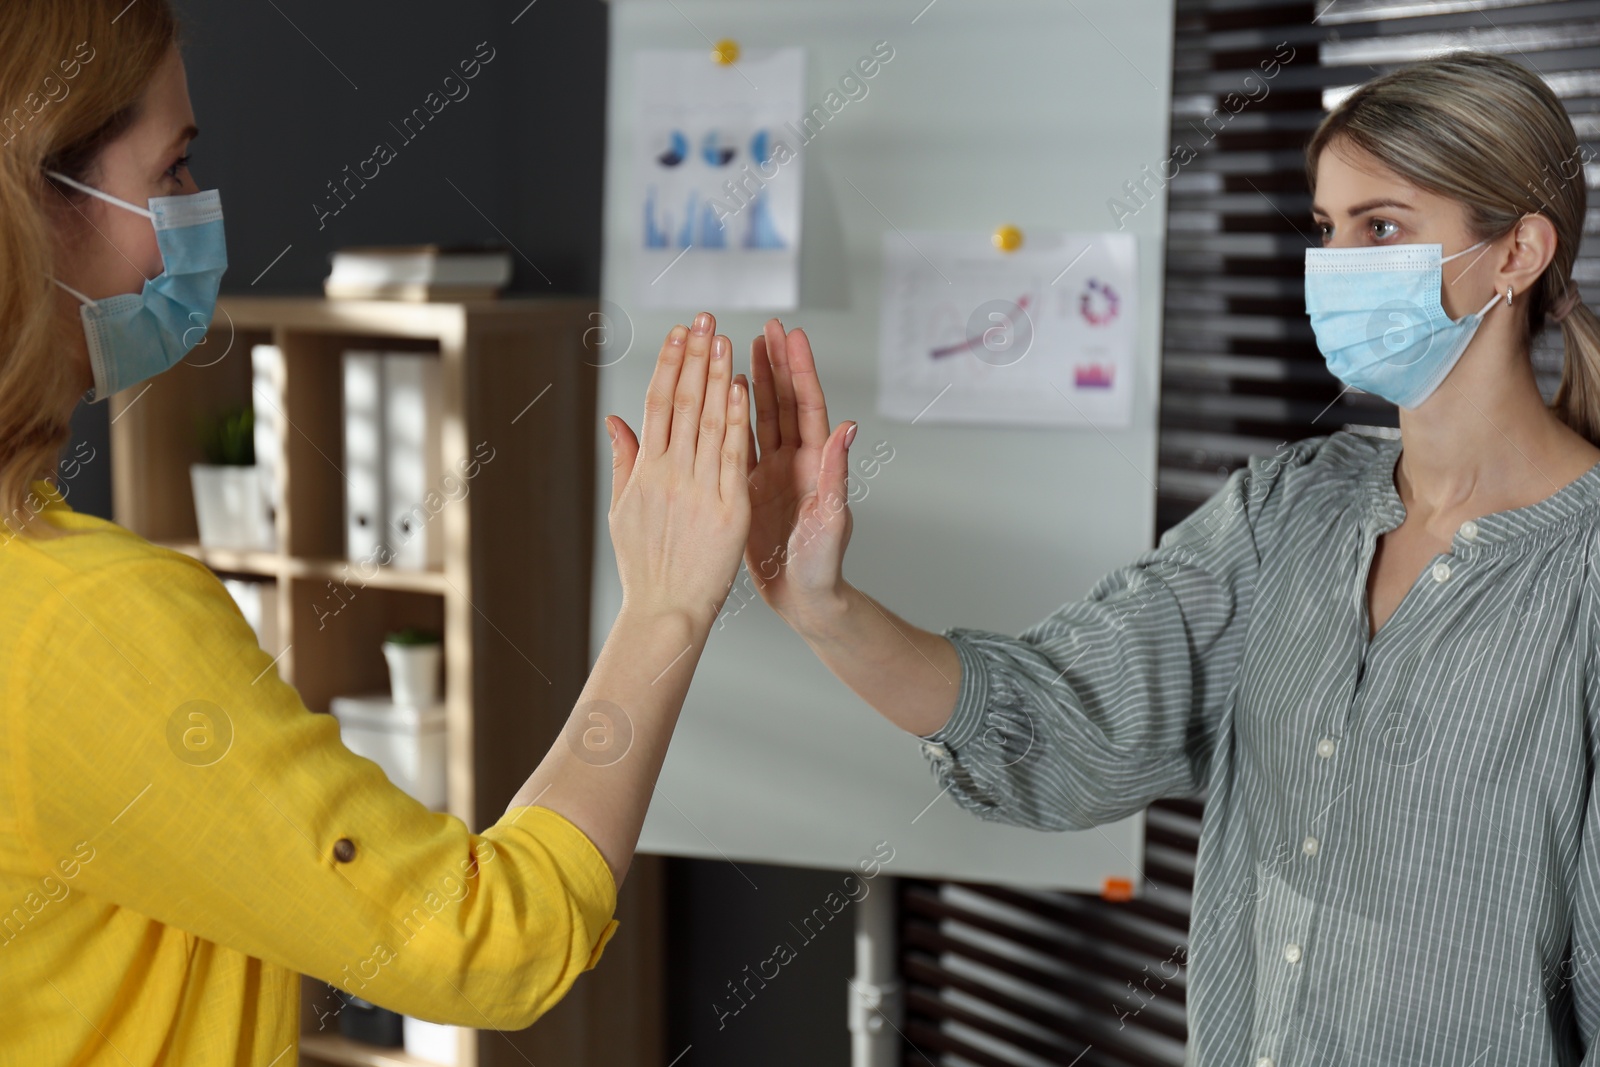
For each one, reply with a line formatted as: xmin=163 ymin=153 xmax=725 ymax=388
xmin=850 ymin=875 xmax=903 ymax=1067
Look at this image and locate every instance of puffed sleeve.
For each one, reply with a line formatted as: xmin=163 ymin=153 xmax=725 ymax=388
xmin=8 ymin=552 xmax=619 ymax=1029
xmin=918 ymin=436 xmax=1324 ymax=831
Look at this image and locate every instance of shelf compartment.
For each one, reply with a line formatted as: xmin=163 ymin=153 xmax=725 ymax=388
xmin=108 ymin=324 xmax=273 ymax=544
xmin=284 ymin=577 xmax=447 ymax=719
xmin=276 ymin=330 xmax=440 ymax=561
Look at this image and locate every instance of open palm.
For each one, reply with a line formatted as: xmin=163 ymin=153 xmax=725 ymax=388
xmin=744 ymin=318 xmax=857 ymax=625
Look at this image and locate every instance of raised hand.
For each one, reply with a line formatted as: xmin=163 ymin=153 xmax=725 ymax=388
xmin=605 ymin=312 xmax=751 ymax=627
xmin=744 ymin=318 xmax=858 ymax=631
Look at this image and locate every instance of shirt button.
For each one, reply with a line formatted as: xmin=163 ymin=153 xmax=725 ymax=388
xmin=1432 ymin=561 xmax=1451 ymax=582
xmin=1256 ymin=1059 xmax=1275 ymax=1067
xmin=1459 ymin=519 xmax=1478 ymax=541
xmin=1302 ymin=835 xmax=1319 ymax=856
xmin=1317 ymin=737 xmax=1336 ymax=758
xmin=333 ymin=838 xmax=357 ymax=863
xmin=922 ymin=740 xmax=950 ymax=759
xmin=1284 ymin=942 xmax=1302 ymax=963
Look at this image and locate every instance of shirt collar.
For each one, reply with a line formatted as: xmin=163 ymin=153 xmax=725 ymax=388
xmin=1361 ymin=432 xmax=1600 ymax=549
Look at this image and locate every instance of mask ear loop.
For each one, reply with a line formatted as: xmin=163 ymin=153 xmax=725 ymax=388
xmin=1440 ymin=238 xmax=1489 ymax=265
xmin=1440 ymin=234 xmax=1506 ymax=322
xmin=43 ymin=170 xmax=155 ymax=220
xmin=46 ymin=275 xmax=98 ymax=307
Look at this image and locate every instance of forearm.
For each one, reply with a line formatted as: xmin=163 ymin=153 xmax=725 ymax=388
xmin=792 ymin=581 xmax=961 ymax=738
xmin=507 ymin=606 xmax=707 ymax=892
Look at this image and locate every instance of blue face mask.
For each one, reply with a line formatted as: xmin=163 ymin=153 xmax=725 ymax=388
xmin=46 ymin=170 xmax=227 ymax=403
xmin=1304 ymin=240 xmax=1500 ymax=410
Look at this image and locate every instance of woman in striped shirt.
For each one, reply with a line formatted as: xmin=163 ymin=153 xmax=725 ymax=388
xmin=743 ymin=50 xmax=1600 ymax=1064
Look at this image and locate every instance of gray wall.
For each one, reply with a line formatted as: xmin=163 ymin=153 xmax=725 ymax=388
xmin=72 ymin=2 xmax=851 ymax=1061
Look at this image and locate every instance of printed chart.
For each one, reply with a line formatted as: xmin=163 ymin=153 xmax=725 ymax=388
xmin=878 ymin=231 xmax=1138 ymax=427
xmin=633 ymin=47 xmax=805 ymax=309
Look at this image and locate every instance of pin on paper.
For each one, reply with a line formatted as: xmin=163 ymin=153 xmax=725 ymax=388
xmin=712 ymin=38 xmax=740 ymax=65
xmin=992 ymin=224 xmax=1024 ymax=253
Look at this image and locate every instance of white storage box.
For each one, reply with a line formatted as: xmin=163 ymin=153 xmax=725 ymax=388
xmin=403 ymin=1015 xmax=461 ymax=1064
xmin=330 ymin=695 xmax=447 ymax=809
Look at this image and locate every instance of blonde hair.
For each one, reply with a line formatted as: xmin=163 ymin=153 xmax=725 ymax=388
xmin=1305 ymin=51 xmax=1600 ymax=444
xmin=0 ymin=0 xmax=177 ymax=539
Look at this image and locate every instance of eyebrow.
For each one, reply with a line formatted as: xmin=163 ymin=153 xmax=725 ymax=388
xmin=166 ymin=124 xmax=200 ymax=152
xmin=1309 ymin=197 xmax=1415 ymax=217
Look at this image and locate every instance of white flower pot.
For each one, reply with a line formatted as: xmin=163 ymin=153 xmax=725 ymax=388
xmin=190 ymin=464 xmax=273 ymax=550
xmin=384 ymin=641 xmax=442 ymax=707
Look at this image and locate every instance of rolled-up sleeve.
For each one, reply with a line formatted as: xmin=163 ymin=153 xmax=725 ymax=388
xmin=918 ymin=438 xmax=1318 ymax=831
xmin=8 ymin=552 xmax=619 ymax=1030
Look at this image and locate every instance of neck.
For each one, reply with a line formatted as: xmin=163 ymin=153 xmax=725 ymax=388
xmin=1393 ymin=321 xmax=1579 ymax=517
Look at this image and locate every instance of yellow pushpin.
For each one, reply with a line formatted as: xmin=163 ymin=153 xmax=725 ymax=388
xmin=713 ymin=38 xmax=740 ymax=65
xmin=992 ymin=224 xmax=1024 ymax=253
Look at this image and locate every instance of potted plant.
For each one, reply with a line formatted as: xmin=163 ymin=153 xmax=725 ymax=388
xmin=383 ymin=627 xmax=442 ymax=707
xmin=190 ymin=406 xmax=273 ymax=550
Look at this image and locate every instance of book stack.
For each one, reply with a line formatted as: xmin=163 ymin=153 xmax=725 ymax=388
xmin=324 ymin=243 xmax=513 ymax=302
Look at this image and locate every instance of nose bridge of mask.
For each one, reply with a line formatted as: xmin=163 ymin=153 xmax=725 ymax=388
xmin=1305 ymin=240 xmax=1495 ymax=326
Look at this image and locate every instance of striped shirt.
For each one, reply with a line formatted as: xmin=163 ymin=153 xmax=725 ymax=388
xmin=918 ymin=428 xmax=1600 ymax=1066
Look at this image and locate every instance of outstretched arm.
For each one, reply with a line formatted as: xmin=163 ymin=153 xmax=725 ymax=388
xmin=507 ymin=312 xmax=751 ymax=891
xmin=745 ymin=316 xmax=1315 ymax=829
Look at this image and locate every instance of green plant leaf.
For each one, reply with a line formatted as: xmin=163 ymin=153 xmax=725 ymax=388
xmin=384 ymin=626 xmax=441 ymax=646
xmin=196 ymin=405 xmax=256 ymax=466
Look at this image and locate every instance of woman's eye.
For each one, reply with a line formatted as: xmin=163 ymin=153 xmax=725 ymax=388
xmin=1314 ymin=220 xmax=1332 ymax=243
xmin=1370 ymin=218 xmax=1398 ymax=240
xmin=165 ymin=154 xmax=191 ymax=180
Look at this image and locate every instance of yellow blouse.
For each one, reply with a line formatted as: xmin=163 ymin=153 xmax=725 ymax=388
xmin=0 ymin=481 xmax=620 ymax=1064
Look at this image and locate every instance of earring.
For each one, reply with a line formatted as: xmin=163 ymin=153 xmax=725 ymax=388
xmin=1506 ymin=285 xmax=1514 ymax=307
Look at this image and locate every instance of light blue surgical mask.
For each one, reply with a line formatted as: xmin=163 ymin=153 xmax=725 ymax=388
xmin=46 ymin=170 xmax=228 ymax=403
xmin=1304 ymin=239 xmax=1500 ymax=410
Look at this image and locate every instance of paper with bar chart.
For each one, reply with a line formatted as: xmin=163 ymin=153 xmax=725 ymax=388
xmin=633 ymin=47 xmax=805 ymax=309
xmin=878 ymin=231 xmax=1137 ymax=427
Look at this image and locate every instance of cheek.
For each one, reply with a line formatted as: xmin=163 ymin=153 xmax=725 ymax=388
xmin=95 ymin=210 xmax=165 ymax=291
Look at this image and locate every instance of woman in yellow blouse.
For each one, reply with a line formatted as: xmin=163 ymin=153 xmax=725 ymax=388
xmin=0 ymin=1 xmax=760 ymax=1062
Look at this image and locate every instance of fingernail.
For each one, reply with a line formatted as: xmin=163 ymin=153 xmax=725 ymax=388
xmin=667 ymin=325 xmax=687 ymax=345
xmin=693 ymin=312 xmax=712 ymax=335
xmin=712 ymin=335 xmax=727 ymax=359
xmin=605 ymin=418 xmax=617 ymax=444
xmin=731 ymin=380 xmax=744 ymax=402
xmin=844 ymin=422 xmax=858 ymax=447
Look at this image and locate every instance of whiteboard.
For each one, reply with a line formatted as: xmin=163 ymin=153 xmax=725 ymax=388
xmin=595 ymin=0 xmax=1175 ymax=891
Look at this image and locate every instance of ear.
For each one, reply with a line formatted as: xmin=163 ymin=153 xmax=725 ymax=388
xmin=1499 ymin=213 xmax=1559 ymax=301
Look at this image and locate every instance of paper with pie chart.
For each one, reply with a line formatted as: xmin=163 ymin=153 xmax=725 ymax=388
xmin=633 ymin=47 xmax=805 ymax=309
xmin=877 ymin=231 xmax=1137 ymax=427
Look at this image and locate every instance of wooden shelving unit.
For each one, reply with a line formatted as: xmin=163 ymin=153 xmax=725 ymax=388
xmin=108 ymin=296 xmax=664 ymax=1067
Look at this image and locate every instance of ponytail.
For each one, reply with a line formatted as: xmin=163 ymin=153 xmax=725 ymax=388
xmin=1550 ymin=290 xmax=1600 ymax=448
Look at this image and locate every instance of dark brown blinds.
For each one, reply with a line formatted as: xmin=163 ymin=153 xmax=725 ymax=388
xmin=898 ymin=1 xmax=1599 ymax=1062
